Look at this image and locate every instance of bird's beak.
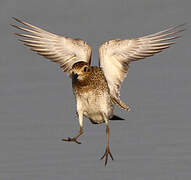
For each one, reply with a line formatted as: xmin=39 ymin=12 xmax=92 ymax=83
xmin=72 ymin=72 xmax=79 ymax=80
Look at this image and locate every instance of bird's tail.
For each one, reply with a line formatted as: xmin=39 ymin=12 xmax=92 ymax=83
xmin=109 ymin=114 xmax=125 ymax=121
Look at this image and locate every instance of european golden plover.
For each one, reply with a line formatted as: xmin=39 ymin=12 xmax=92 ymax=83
xmin=12 ymin=18 xmax=185 ymax=165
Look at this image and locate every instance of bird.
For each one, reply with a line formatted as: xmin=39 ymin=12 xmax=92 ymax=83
xmin=11 ymin=17 xmax=185 ymax=165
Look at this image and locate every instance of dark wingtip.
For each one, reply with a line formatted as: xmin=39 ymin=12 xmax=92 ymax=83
xmin=176 ymin=23 xmax=188 ymax=32
xmin=12 ymin=17 xmax=17 ymax=21
xmin=10 ymin=24 xmax=16 ymax=28
xmin=12 ymin=17 xmax=22 ymax=23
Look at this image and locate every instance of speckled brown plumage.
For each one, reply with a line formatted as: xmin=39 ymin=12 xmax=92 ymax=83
xmin=71 ymin=62 xmax=113 ymax=124
xmin=73 ymin=66 xmax=109 ymax=95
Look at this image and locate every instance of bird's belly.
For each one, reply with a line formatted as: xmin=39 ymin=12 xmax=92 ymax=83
xmin=85 ymin=111 xmax=104 ymax=124
xmin=76 ymin=92 xmax=113 ymax=124
xmin=83 ymin=98 xmax=106 ymax=124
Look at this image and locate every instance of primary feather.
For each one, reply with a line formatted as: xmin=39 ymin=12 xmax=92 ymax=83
xmin=11 ymin=17 xmax=92 ymax=74
xmin=99 ymin=24 xmax=185 ymax=101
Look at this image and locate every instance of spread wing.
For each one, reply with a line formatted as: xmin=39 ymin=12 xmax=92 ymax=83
xmin=11 ymin=17 xmax=92 ymax=74
xmin=99 ymin=24 xmax=185 ymax=102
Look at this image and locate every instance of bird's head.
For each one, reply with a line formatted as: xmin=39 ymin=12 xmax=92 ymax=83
xmin=71 ymin=61 xmax=92 ymax=82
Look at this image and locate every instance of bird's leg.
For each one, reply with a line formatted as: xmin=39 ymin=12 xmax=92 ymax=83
xmin=100 ymin=114 xmax=114 ymax=166
xmin=62 ymin=126 xmax=83 ymax=144
xmin=62 ymin=111 xmax=84 ymax=144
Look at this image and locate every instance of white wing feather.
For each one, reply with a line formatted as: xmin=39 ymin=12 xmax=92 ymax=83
xmin=12 ymin=18 xmax=92 ymax=74
xmin=99 ymin=24 xmax=185 ymax=100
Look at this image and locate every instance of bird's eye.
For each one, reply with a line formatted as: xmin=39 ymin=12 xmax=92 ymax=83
xmin=83 ymin=66 xmax=88 ymax=72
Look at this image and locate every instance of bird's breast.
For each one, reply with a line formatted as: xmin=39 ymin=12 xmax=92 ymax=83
xmin=72 ymin=66 xmax=113 ymax=123
xmin=75 ymin=87 xmax=113 ymax=124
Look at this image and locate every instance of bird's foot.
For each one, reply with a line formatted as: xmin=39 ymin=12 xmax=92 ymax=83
xmin=62 ymin=137 xmax=81 ymax=144
xmin=100 ymin=146 xmax=114 ymax=166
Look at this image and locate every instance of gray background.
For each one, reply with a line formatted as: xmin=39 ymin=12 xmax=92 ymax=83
xmin=0 ymin=0 xmax=191 ymax=179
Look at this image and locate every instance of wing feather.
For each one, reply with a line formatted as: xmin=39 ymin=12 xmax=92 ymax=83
xmin=99 ymin=24 xmax=185 ymax=101
xmin=11 ymin=18 xmax=92 ymax=74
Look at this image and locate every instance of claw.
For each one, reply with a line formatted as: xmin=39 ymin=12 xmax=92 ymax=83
xmin=62 ymin=137 xmax=82 ymax=144
xmin=100 ymin=147 xmax=114 ymax=166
